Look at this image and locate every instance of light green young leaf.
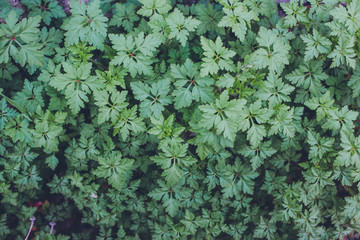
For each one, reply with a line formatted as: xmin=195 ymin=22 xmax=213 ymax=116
xmin=238 ymin=100 xmax=273 ymax=145
xmin=113 ymin=106 xmax=146 ymax=141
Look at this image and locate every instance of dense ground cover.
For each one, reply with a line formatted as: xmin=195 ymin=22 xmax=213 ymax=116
xmin=0 ymin=0 xmax=360 ymax=239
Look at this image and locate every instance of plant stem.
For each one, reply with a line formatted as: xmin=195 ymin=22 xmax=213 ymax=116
xmin=25 ymin=217 xmax=36 ymax=240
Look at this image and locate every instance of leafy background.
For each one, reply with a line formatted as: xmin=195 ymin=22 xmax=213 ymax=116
xmin=0 ymin=0 xmax=360 ymax=239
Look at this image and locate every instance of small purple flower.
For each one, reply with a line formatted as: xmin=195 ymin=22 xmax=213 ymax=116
xmin=25 ymin=217 xmax=36 ymax=240
xmin=278 ymin=9 xmax=287 ymax=17
xmin=49 ymin=222 xmax=56 ymax=235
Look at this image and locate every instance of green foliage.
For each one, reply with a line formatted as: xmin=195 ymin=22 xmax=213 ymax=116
xmin=62 ymin=0 xmax=108 ymax=50
xmin=1 ymin=0 xmax=360 ymax=239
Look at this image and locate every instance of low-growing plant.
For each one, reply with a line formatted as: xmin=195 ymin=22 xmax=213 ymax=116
xmin=0 ymin=0 xmax=360 ymax=239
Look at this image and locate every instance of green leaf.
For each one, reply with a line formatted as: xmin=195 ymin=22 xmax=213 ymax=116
xmin=14 ymin=79 xmax=44 ymax=113
xmin=137 ymin=0 xmax=172 ymax=18
xmin=285 ymin=60 xmax=327 ymax=96
xmin=148 ymin=114 xmax=184 ymax=146
xmin=329 ymin=0 xmax=360 ymax=34
xmin=150 ymin=141 xmax=196 ymax=185
xmin=307 ymin=131 xmax=334 ymax=159
xmin=218 ymin=1 xmax=258 ymax=41
xmin=251 ymin=26 xmax=290 ymax=74
xmin=50 ymin=62 xmax=105 ymax=114
xmin=200 ymin=36 xmax=236 ymax=77
xmin=130 ymin=79 xmax=172 ymax=118
xmin=328 ymin=36 xmax=357 ymax=69
xmin=113 ymin=106 xmax=146 ymax=140
xmin=22 ymin=0 xmax=66 ymax=25
xmin=323 ymin=106 xmax=358 ymax=133
xmin=109 ymin=32 xmax=162 ymax=77
xmin=30 ymin=120 xmax=63 ymax=152
xmin=0 ymin=10 xmax=44 ymax=67
xmin=166 ymin=8 xmax=200 ymax=47
xmin=0 ymin=98 xmax=18 ymax=130
xmin=109 ymin=3 xmax=140 ymax=32
xmin=94 ymin=90 xmax=128 ymax=124
xmin=94 ymin=152 xmax=134 ymax=189
xmin=268 ymin=106 xmax=296 ymax=138
xmin=280 ymin=0 xmax=309 ymax=28
xmin=4 ymin=115 xmax=32 ymax=143
xmin=62 ymin=0 xmax=108 ymax=50
xmin=335 ymin=130 xmax=360 ymax=168
xmin=240 ymin=141 xmax=276 ymax=170
xmin=46 ymin=154 xmax=59 ymax=170
xmin=300 ymin=29 xmax=332 ymax=61
xmin=257 ymin=71 xmax=294 ymax=107
xmin=171 ymin=58 xmax=214 ymax=109
xmin=304 ymin=91 xmax=335 ymax=121
xmin=199 ymin=90 xmax=246 ymax=141
xmin=238 ymin=100 xmax=272 ymax=146
xmin=194 ymin=3 xmax=225 ymax=35
xmin=254 ymin=217 xmax=277 ymax=239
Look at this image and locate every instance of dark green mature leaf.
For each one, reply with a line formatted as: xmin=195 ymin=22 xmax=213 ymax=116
xmin=300 ymin=29 xmax=331 ymax=61
xmin=218 ymin=0 xmax=258 ymax=41
xmin=110 ymin=3 xmax=140 ymax=32
xmin=94 ymin=152 xmax=134 ymax=189
xmin=0 ymin=98 xmax=17 ymax=130
xmin=62 ymin=0 xmax=108 ymax=50
xmin=22 ymin=0 xmax=66 ymax=25
xmin=166 ymin=8 xmax=200 ymax=46
xmin=199 ymin=90 xmax=246 ymax=142
xmin=171 ymin=59 xmax=214 ymax=109
xmin=251 ymin=26 xmax=290 ymax=73
xmin=130 ymin=79 xmax=172 ymax=118
xmin=50 ymin=62 xmax=105 ymax=114
xmin=150 ymin=141 xmax=196 ymax=185
xmin=109 ymin=32 xmax=162 ymax=77
xmin=0 ymin=11 xmax=44 ymax=67
xmin=336 ymin=130 xmax=360 ymax=168
xmin=200 ymin=36 xmax=236 ymax=77
xmin=93 ymin=90 xmax=128 ymax=124
xmin=286 ymin=60 xmax=327 ymax=96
